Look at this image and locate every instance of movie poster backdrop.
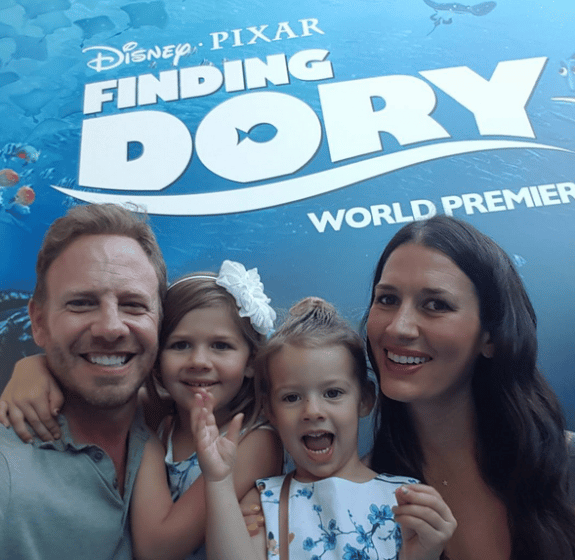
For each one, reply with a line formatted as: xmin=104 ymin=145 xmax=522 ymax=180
xmin=0 ymin=0 xmax=573 ymax=432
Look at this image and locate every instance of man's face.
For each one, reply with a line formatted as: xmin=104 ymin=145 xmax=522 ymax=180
xmin=29 ymin=234 xmax=161 ymax=411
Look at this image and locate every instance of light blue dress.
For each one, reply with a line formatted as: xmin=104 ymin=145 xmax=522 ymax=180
xmin=162 ymin=423 xmax=206 ymax=560
xmin=256 ymin=473 xmax=418 ymax=560
xmin=162 ymin=418 xmax=275 ymax=560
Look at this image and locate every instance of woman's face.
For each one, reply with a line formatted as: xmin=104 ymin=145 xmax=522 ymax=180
xmin=366 ymin=243 xmax=493 ymax=408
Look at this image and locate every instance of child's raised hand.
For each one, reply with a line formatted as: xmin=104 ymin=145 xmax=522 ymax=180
xmin=0 ymin=354 xmax=63 ymax=442
xmin=190 ymin=390 xmax=243 ymax=483
xmin=393 ymin=484 xmax=457 ymax=560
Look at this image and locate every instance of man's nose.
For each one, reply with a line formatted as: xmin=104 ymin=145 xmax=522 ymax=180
xmin=91 ymin=305 xmax=129 ymax=341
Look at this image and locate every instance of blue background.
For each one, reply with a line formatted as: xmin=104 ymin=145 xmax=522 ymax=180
xmin=0 ymin=0 xmax=573 ymax=432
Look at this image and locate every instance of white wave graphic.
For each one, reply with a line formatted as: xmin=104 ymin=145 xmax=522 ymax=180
xmin=51 ymin=139 xmax=571 ymax=216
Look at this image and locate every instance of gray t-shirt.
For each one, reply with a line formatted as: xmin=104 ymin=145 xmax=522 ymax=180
xmin=0 ymin=410 xmax=149 ymax=559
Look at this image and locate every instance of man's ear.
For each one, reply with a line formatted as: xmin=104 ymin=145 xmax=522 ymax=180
xmin=481 ymin=331 xmax=494 ymax=359
xmin=359 ymin=380 xmax=376 ymax=418
xmin=28 ymin=299 xmax=47 ymax=348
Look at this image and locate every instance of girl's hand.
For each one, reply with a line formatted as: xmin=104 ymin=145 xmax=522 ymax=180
xmin=0 ymin=355 xmax=63 ymax=442
xmin=394 ymin=484 xmax=457 ymax=560
xmin=190 ymin=390 xmax=243 ymax=482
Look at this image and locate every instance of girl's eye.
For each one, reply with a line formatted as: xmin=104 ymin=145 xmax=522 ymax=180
xmin=423 ymin=299 xmax=452 ymax=312
xmin=212 ymin=341 xmax=232 ymax=350
xmin=283 ymin=394 xmax=300 ymax=403
xmin=325 ymin=388 xmax=343 ymax=399
xmin=169 ymin=340 xmax=190 ymax=351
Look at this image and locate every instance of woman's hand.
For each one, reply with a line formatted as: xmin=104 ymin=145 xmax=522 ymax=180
xmin=394 ymin=484 xmax=457 ymax=560
xmin=0 ymin=355 xmax=63 ymax=442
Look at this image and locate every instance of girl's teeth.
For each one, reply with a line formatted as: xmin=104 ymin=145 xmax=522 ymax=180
xmin=387 ymin=351 xmax=429 ymax=365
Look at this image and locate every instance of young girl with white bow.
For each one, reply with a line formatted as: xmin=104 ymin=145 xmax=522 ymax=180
xmin=0 ymin=260 xmax=284 ymax=560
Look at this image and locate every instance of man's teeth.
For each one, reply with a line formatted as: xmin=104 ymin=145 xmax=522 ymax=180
xmin=387 ymin=351 xmax=429 ymax=365
xmin=88 ymin=354 xmax=130 ymax=366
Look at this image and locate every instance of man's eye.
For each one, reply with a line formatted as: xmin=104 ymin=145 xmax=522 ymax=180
xmin=121 ymin=302 xmax=147 ymax=313
xmin=67 ymin=300 xmax=95 ymax=310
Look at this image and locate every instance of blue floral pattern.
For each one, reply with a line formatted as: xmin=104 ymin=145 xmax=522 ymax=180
xmin=257 ymin=473 xmax=418 ymax=560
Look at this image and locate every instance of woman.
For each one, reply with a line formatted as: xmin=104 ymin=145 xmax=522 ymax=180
xmin=364 ymin=215 xmax=575 ymax=560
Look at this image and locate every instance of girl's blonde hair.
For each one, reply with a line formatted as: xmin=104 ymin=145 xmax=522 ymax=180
xmin=151 ymin=273 xmax=265 ymax=430
xmin=254 ymin=297 xmax=373 ymax=412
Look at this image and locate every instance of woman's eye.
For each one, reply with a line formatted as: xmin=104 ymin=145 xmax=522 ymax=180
xmin=424 ymin=299 xmax=452 ymax=312
xmin=376 ymin=294 xmax=398 ymax=306
xmin=325 ymin=388 xmax=343 ymax=399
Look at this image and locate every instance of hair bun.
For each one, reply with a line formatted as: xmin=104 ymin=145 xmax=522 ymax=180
xmin=288 ymin=297 xmax=339 ymax=326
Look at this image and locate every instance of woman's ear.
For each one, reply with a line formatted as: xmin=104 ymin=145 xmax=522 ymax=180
xmin=244 ymin=364 xmax=255 ymax=379
xmin=481 ymin=331 xmax=494 ymax=359
xmin=359 ymin=380 xmax=376 ymax=418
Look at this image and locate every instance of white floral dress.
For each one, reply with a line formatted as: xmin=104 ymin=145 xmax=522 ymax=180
xmin=256 ymin=473 xmax=418 ymax=560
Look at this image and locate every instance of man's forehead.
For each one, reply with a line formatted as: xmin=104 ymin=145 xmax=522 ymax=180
xmin=48 ymin=234 xmax=159 ymax=294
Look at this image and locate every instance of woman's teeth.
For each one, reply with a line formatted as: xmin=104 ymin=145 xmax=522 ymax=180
xmin=387 ymin=351 xmax=430 ymax=365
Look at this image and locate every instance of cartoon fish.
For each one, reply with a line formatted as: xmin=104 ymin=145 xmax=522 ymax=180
xmin=424 ymin=0 xmax=497 ymax=34
xmin=423 ymin=0 xmax=497 ymax=15
xmin=237 ymin=123 xmax=278 ymax=144
xmin=559 ymin=55 xmax=575 ymax=91
xmin=0 ymin=168 xmax=19 ymax=187
xmin=12 ymin=185 xmax=35 ymax=207
xmin=11 ymin=144 xmax=40 ymax=163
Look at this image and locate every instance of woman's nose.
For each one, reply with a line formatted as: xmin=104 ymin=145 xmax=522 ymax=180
xmin=386 ymin=304 xmax=419 ymax=340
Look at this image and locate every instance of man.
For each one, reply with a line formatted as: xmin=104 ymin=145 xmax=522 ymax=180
xmin=0 ymin=203 xmax=167 ymax=559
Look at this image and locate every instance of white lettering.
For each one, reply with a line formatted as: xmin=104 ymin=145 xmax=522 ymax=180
xmin=557 ymin=182 xmax=575 ymax=203
xmin=307 ymin=209 xmax=345 ymax=232
xmin=195 ymin=91 xmax=321 ymax=182
xmin=420 ymin=57 xmax=546 ymax=137
xmin=79 ymin=111 xmax=192 ymax=191
xmin=84 ymin=80 xmax=117 ymax=114
xmin=318 ymin=75 xmax=450 ymax=162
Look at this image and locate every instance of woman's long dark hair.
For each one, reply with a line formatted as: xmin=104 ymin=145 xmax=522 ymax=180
xmin=362 ymin=215 xmax=575 ymax=560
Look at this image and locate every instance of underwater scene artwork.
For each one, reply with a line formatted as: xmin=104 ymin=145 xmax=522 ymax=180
xmin=0 ymin=0 xmax=573 ymax=427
